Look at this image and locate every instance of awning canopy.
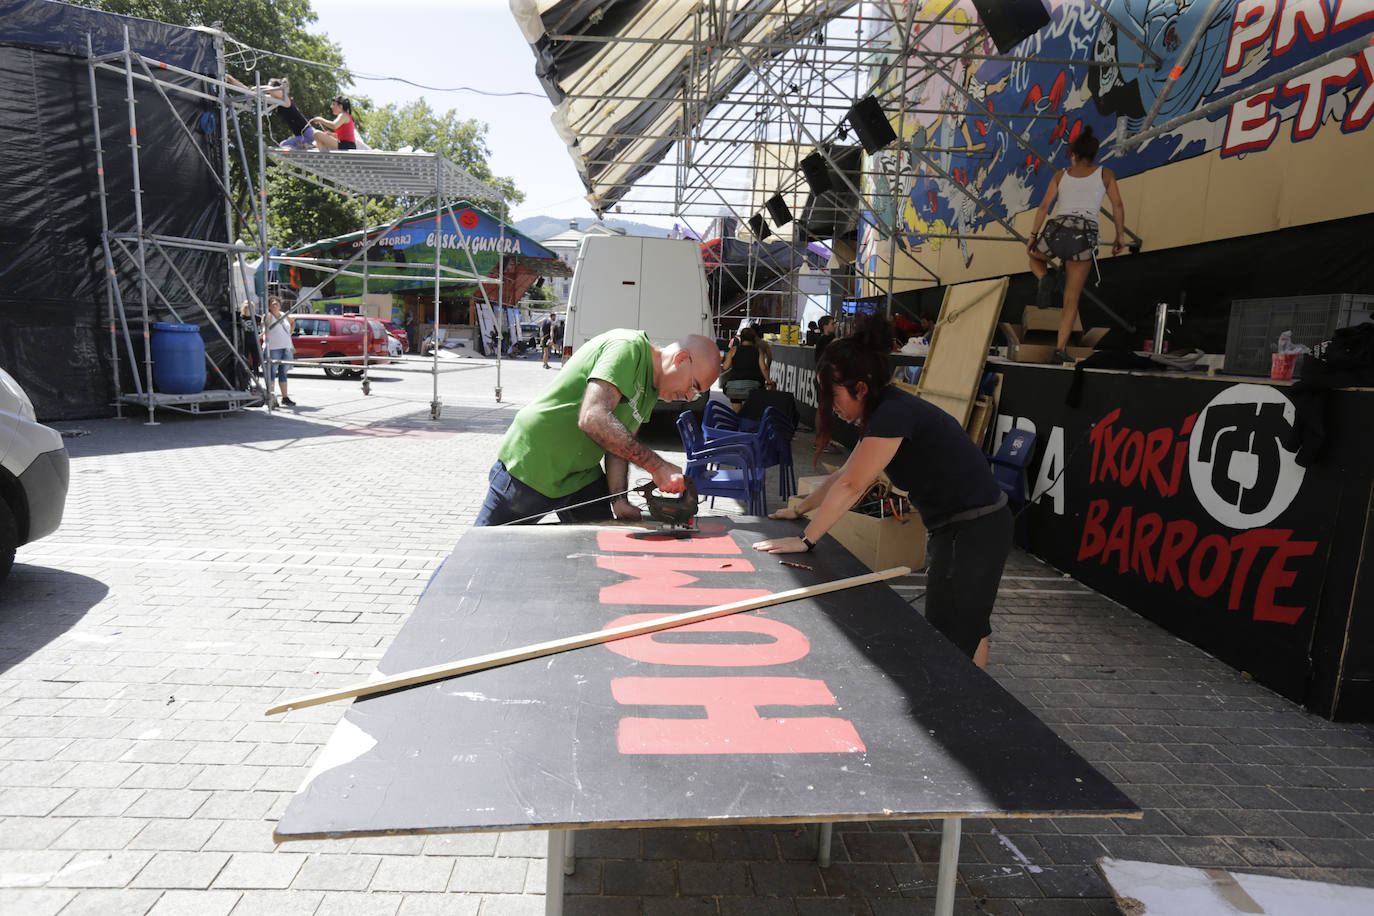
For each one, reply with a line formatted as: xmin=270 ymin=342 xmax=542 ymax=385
xmin=280 ymin=204 xmax=566 ymax=296
xmin=509 ymin=0 xmax=856 ymax=215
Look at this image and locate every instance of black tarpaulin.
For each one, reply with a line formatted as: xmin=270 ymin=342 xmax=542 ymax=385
xmin=0 ymin=0 xmax=227 ymax=420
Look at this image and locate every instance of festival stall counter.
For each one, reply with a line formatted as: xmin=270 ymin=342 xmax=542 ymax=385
xmin=768 ymin=343 xmax=1373 ymax=721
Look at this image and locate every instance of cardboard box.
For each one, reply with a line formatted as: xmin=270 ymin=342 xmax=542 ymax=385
xmin=1021 ymin=306 xmax=1083 ymax=333
xmin=788 ymin=496 xmax=927 ymax=572
xmin=999 ymin=322 xmax=1108 ymax=364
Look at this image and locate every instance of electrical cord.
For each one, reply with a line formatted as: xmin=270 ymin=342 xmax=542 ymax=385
xmin=220 ymin=34 xmax=544 ymax=98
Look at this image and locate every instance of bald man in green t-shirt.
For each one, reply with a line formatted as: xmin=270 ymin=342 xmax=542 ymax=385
xmin=474 ymin=330 xmax=721 ymax=526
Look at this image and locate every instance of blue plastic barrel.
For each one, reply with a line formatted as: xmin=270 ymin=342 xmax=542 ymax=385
xmin=150 ymin=323 xmax=206 ymax=394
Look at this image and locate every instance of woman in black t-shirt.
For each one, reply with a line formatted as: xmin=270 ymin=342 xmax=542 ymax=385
xmin=721 ymin=326 xmax=768 ymax=405
xmin=753 ymin=315 xmax=1011 ymax=668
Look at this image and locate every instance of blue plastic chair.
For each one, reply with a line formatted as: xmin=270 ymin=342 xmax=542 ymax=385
xmin=704 ymin=397 xmax=763 ymax=433
xmin=703 ymin=399 xmax=740 ymax=432
xmin=703 ymin=406 xmax=796 ymax=501
xmin=989 ymin=428 xmax=1037 ymax=506
xmin=677 ymin=411 xmax=765 ymax=515
xmin=760 ymin=412 xmax=797 ymax=499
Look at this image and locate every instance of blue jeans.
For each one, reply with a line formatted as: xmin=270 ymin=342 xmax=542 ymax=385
xmin=474 ymin=460 xmax=613 ymax=527
xmin=268 ymin=348 xmax=290 ymax=384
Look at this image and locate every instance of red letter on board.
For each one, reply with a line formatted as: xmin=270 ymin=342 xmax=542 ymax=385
xmin=612 ymin=677 xmax=865 ymax=754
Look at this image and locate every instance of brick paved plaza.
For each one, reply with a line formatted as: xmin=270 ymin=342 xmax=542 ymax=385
xmin=1 ymin=354 xmax=1371 ymax=915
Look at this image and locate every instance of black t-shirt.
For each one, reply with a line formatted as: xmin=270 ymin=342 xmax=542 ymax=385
xmin=731 ymin=341 xmax=765 ymax=382
xmin=275 ymin=102 xmax=309 ymax=136
xmin=864 ymin=386 xmax=1002 ymax=528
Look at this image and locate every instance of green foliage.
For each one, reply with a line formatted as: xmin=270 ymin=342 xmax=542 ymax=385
xmin=523 ymin=283 xmax=555 ymax=303
xmin=79 ymin=1 xmax=524 ymax=248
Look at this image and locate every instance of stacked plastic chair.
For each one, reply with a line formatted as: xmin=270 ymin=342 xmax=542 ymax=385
xmin=676 ymin=410 xmax=766 ymax=515
xmin=701 ymin=406 xmax=796 ymax=502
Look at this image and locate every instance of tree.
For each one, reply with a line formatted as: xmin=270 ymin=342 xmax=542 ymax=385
xmin=523 ymin=283 xmax=555 ymax=303
xmin=81 ymin=2 xmax=522 ymax=249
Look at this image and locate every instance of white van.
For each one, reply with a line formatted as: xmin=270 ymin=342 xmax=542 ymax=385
xmin=563 ymin=236 xmax=711 ymax=357
xmin=0 ymin=369 xmax=69 ymax=585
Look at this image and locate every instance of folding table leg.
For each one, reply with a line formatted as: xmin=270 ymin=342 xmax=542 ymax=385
xmin=934 ymin=817 xmax=961 ymax=916
xmin=545 ymin=830 xmax=566 ymax=916
xmin=816 ymin=822 xmax=833 ymax=867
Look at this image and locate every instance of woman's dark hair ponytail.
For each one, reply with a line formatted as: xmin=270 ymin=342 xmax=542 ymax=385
xmin=1069 ymin=124 xmax=1099 ymax=162
xmin=814 ymin=313 xmax=892 ymax=462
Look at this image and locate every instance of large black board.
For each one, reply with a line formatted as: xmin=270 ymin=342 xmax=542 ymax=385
xmin=276 ymin=519 xmax=1135 ymax=839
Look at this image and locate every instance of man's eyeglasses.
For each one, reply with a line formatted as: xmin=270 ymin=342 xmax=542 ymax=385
xmin=683 ymin=353 xmax=705 ymax=399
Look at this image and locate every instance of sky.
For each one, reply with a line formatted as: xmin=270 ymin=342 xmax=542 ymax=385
xmin=306 ymin=0 xmax=672 ymax=229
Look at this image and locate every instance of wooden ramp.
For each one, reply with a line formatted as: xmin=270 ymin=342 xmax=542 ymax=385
xmin=915 ymin=276 xmax=1007 ymax=427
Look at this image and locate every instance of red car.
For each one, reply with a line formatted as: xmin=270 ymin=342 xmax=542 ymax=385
xmin=290 ymin=314 xmax=392 ymax=378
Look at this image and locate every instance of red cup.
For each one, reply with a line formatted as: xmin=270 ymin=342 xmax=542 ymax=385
xmin=1271 ymin=353 xmax=1297 ymax=380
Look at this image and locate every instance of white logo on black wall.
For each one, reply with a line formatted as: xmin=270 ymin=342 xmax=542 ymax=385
xmin=1188 ymin=384 xmax=1304 ymax=530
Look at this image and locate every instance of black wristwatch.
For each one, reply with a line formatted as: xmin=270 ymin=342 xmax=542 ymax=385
xmin=800 ymin=534 xmax=816 ymax=552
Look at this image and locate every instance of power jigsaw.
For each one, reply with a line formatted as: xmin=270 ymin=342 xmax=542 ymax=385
xmin=631 ymin=478 xmax=700 ymax=538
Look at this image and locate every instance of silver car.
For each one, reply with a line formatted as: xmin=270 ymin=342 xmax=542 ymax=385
xmin=0 ymin=369 xmax=69 ymax=585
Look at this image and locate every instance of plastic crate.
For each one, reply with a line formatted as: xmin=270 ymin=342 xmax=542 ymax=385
xmin=1224 ymin=294 xmax=1374 ymax=376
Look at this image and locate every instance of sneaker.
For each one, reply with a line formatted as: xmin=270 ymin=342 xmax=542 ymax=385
xmin=281 ymin=396 xmax=296 ymax=407
xmin=1050 ymin=349 xmax=1072 ymax=365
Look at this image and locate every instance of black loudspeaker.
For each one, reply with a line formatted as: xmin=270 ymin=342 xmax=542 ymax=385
xmin=846 ymin=96 xmax=898 ymax=154
xmin=799 ymin=145 xmax=862 ymax=241
xmin=800 ymin=151 xmax=832 ymax=194
xmin=766 ymin=194 xmax=792 ymax=226
xmin=971 ymin=0 xmax=1051 ymax=55
xmin=748 ymin=213 xmax=771 ymax=239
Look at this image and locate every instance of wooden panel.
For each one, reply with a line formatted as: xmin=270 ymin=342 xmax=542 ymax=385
xmin=916 ymin=277 xmax=1008 ymax=426
xmin=275 ymin=520 xmax=1137 ymax=840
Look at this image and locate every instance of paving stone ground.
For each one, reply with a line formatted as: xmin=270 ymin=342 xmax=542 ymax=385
xmin=1 ymin=353 xmax=1371 ymax=915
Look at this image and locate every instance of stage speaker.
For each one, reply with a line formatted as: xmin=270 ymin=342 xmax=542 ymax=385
xmin=846 ymin=96 xmax=897 ymax=154
xmin=766 ymin=194 xmax=792 ymax=226
xmin=971 ymin=0 xmax=1051 ymax=55
xmin=800 ymin=151 xmax=832 ymax=195
xmin=748 ymin=213 xmax=771 ymax=239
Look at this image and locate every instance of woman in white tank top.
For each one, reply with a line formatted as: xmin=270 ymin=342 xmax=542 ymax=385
xmin=1026 ymin=125 xmax=1127 ymax=363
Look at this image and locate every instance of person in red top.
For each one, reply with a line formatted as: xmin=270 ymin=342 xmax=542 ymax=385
xmin=312 ymin=96 xmax=356 ymax=150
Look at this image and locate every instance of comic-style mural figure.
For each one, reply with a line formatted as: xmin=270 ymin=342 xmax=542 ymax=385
xmin=860 ymin=0 xmax=1374 ymax=266
xmin=1089 ymin=0 xmax=1234 ymax=127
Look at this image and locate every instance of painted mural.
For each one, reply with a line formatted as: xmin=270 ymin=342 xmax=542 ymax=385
xmin=860 ymin=0 xmax=1374 ymax=269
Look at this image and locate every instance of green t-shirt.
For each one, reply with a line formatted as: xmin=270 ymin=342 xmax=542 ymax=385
xmin=497 ymin=330 xmax=658 ymax=498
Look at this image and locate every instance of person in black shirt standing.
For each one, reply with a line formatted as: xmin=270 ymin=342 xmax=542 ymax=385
xmin=753 ymin=315 xmax=1011 ymax=668
xmin=721 ymin=325 xmax=768 ymax=406
xmin=813 ymin=315 xmax=836 ymax=360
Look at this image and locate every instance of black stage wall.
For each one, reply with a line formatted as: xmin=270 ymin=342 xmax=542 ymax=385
xmin=768 ymin=344 xmax=1373 ymax=721
xmin=0 ymin=0 xmax=228 ymax=420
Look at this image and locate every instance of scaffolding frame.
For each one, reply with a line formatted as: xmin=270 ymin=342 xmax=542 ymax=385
xmin=524 ymin=1 xmax=1178 ymax=331
xmin=264 ymin=148 xmax=511 ymax=417
xmin=86 ymin=24 xmax=512 ymax=423
xmin=86 ymin=27 xmax=267 ymax=423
